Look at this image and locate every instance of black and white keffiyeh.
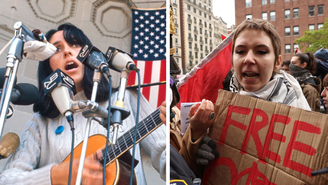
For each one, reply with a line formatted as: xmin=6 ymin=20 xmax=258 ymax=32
xmin=229 ymin=71 xmax=311 ymax=110
xmin=289 ymin=64 xmax=313 ymax=84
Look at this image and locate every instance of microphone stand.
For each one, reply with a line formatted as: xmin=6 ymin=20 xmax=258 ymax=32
xmin=110 ymin=69 xmax=130 ymax=145
xmin=0 ymin=22 xmax=26 ymax=139
xmin=75 ymin=70 xmax=102 ymax=185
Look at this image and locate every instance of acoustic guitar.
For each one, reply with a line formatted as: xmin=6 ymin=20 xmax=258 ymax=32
xmin=62 ymin=108 xmax=163 ymax=185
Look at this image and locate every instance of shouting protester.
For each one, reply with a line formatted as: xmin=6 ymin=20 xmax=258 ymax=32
xmin=179 ymin=19 xmax=311 ymax=179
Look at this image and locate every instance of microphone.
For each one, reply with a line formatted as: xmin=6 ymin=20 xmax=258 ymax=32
xmin=0 ymin=83 xmax=40 ymax=105
xmin=106 ymin=47 xmax=138 ymax=72
xmin=0 ymin=132 xmax=20 ymax=159
xmin=43 ymin=69 xmax=76 ymax=128
xmin=77 ymin=43 xmax=110 ymax=77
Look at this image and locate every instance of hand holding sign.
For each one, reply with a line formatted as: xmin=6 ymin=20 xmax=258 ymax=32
xmin=189 ymin=99 xmax=214 ymax=141
xmin=196 ymin=136 xmax=219 ymax=166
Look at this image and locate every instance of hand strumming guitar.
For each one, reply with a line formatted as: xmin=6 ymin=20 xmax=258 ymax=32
xmin=50 ymin=150 xmax=103 ymax=185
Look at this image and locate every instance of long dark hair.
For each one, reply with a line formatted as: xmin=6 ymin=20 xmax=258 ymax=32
xmin=33 ymin=23 xmax=110 ymax=118
xmin=294 ymin=52 xmax=317 ymax=75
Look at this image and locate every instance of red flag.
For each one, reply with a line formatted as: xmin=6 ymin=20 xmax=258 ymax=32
xmin=221 ymin=34 xmax=226 ymax=40
xmin=177 ymin=32 xmax=233 ymax=106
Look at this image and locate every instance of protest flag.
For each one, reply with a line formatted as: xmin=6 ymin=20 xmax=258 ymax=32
xmin=177 ymin=32 xmax=233 ymax=106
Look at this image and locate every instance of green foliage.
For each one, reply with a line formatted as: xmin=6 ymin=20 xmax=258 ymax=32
xmin=294 ymin=18 xmax=328 ymax=53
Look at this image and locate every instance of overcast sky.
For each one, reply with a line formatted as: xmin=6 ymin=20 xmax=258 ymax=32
xmin=212 ymin=0 xmax=235 ymax=28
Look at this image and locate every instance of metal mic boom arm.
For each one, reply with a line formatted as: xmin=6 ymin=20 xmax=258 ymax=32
xmin=0 ymin=22 xmax=34 ymax=139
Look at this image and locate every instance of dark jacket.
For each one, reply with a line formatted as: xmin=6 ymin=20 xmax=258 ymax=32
xmin=300 ymin=77 xmax=321 ymax=112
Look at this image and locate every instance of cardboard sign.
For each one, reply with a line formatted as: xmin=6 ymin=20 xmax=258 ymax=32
xmin=203 ymin=90 xmax=328 ymax=185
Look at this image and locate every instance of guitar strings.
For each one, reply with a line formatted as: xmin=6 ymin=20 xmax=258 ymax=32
xmin=106 ymin=111 xmax=161 ymax=161
xmin=104 ymin=109 xmax=162 ymax=163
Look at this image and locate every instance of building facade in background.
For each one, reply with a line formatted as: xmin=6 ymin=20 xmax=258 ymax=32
xmin=171 ymin=0 xmax=228 ymax=74
xmin=235 ymin=0 xmax=328 ymax=60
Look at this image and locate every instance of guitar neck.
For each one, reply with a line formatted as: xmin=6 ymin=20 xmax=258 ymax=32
xmin=100 ymin=108 xmax=162 ymax=165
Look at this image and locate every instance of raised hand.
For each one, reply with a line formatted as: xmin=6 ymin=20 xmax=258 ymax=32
xmin=189 ymin=99 xmax=215 ymax=141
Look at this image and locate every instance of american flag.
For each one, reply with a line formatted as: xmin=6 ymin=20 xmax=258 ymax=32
xmin=127 ymin=7 xmax=166 ymax=109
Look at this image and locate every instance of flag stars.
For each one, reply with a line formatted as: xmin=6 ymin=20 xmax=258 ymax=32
xmin=132 ymin=9 xmax=166 ymax=60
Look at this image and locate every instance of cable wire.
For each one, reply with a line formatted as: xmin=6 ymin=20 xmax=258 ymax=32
xmin=68 ymin=119 xmax=75 ymax=185
xmin=129 ymin=69 xmax=140 ymax=185
xmin=103 ymin=76 xmax=112 ymax=185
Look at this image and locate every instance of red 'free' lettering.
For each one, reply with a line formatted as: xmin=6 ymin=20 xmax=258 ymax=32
xmin=241 ymin=108 xmax=268 ymax=155
xmin=261 ymin=114 xmax=290 ymax=163
xmin=220 ymin=105 xmax=250 ymax=143
xmin=283 ymin=120 xmax=321 ymax=177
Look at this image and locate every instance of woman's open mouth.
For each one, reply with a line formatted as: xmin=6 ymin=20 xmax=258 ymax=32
xmin=243 ymin=72 xmax=259 ymax=79
xmin=65 ymin=61 xmax=78 ymax=71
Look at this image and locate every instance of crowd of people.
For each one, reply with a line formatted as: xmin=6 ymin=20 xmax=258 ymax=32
xmin=280 ymin=46 xmax=328 ymax=113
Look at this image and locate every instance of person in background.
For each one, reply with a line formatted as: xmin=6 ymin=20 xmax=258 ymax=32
xmin=281 ymin=60 xmax=291 ymax=74
xmin=320 ymin=74 xmax=328 ymax=109
xmin=290 ymin=53 xmax=321 ymax=112
xmin=314 ymin=48 xmax=328 ymax=63
xmin=314 ymin=48 xmax=328 ymax=86
xmin=0 ymin=23 xmax=166 ymax=185
xmin=180 ymin=19 xmax=311 ymax=178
